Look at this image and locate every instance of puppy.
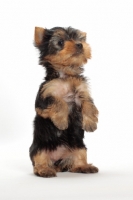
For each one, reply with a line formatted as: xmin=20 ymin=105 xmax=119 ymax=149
xmin=29 ymin=26 xmax=99 ymax=177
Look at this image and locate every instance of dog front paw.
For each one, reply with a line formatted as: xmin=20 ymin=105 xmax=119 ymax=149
xmin=82 ymin=115 xmax=98 ymax=132
xmin=82 ymin=104 xmax=98 ymax=132
xmin=52 ymin=115 xmax=68 ymax=130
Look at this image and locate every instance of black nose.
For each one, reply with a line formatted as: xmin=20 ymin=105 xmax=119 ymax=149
xmin=76 ymin=43 xmax=83 ymax=49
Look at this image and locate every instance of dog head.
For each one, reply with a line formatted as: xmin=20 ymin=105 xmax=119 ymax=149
xmin=34 ymin=26 xmax=91 ymax=75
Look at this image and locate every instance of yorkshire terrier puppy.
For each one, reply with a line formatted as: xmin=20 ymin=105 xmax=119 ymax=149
xmin=29 ymin=26 xmax=99 ymax=177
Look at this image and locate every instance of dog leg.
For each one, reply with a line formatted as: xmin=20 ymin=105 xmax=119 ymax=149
xmin=81 ymin=100 xmax=98 ymax=132
xmin=69 ymin=148 xmax=98 ymax=173
xmin=33 ymin=151 xmax=56 ymax=178
xmin=74 ymin=80 xmax=98 ymax=132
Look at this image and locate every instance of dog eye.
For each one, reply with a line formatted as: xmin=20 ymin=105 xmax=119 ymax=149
xmin=58 ymin=39 xmax=64 ymax=46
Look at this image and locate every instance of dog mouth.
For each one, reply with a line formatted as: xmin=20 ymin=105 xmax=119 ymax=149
xmin=72 ymin=50 xmax=83 ymax=56
xmin=44 ymin=51 xmax=88 ymax=67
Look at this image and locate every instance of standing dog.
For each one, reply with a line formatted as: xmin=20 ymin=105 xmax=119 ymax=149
xmin=29 ymin=26 xmax=99 ymax=177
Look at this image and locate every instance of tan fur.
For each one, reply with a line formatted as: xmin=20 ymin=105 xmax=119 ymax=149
xmin=71 ymin=148 xmax=87 ymax=166
xmin=41 ymin=79 xmax=70 ymax=99
xmin=36 ymin=97 xmax=69 ymax=130
xmin=40 ymin=77 xmax=89 ymax=102
xmin=45 ymin=41 xmax=91 ymax=76
xmin=82 ymin=101 xmax=98 ymax=132
xmin=36 ymin=77 xmax=98 ymax=131
xmin=33 ymin=147 xmax=98 ymax=176
xmin=32 ymin=26 xmax=99 ymax=177
xmin=33 ymin=151 xmax=56 ymax=177
xmin=34 ymin=27 xmax=45 ymax=46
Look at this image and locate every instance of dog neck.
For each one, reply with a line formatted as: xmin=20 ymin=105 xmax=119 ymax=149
xmin=44 ymin=62 xmax=84 ymax=81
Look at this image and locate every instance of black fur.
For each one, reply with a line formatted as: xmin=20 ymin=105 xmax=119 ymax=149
xmin=30 ymin=97 xmax=85 ymax=163
xmin=39 ymin=27 xmax=86 ymax=65
xmin=29 ymin=27 xmax=87 ymax=164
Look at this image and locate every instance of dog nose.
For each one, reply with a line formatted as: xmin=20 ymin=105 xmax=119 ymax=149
xmin=76 ymin=43 xmax=83 ymax=49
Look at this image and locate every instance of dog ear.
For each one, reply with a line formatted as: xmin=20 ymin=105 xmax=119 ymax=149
xmin=79 ymin=31 xmax=86 ymax=41
xmin=34 ymin=27 xmax=45 ymax=46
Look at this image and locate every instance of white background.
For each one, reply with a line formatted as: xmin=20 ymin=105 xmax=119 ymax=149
xmin=0 ymin=0 xmax=133 ymax=199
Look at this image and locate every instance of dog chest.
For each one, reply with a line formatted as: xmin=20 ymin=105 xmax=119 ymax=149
xmin=41 ymin=78 xmax=89 ymax=106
